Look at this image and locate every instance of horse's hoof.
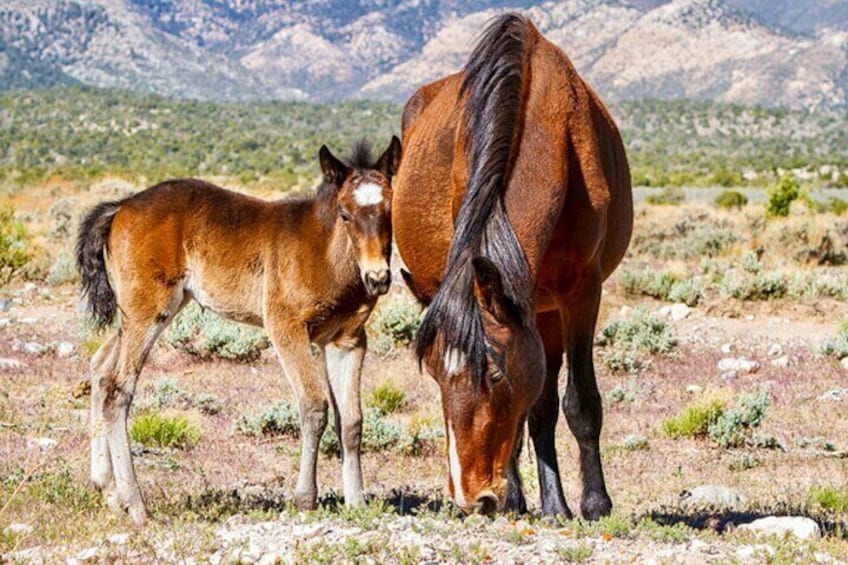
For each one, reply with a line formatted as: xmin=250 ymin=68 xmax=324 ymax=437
xmin=128 ymin=503 xmax=148 ymax=526
xmin=344 ymin=493 xmax=365 ymax=507
xmin=293 ymin=491 xmax=318 ymax=511
xmin=541 ymin=500 xmax=573 ymax=520
xmin=581 ymin=492 xmax=612 ymax=521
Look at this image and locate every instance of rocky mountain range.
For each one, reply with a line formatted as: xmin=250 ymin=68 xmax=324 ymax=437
xmin=1 ymin=0 xmax=847 ymax=109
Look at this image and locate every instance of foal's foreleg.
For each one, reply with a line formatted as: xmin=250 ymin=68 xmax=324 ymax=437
xmin=324 ymin=331 xmax=366 ymax=507
xmin=268 ymin=324 xmax=328 ymax=510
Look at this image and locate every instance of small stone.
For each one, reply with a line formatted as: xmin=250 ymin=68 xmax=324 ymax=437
xmin=56 ymin=342 xmax=75 ymax=358
xmin=818 ymin=388 xmax=848 ymax=402
xmin=0 ymin=298 xmax=11 ymax=312
xmin=681 ymin=485 xmax=745 ymax=509
xmin=0 ymin=357 xmax=26 ymax=371
xmin=23 ymin=283 xmax=37 ymax=292
xmin=4 ymin=523 xmax=33 ymax=535
xmin=720 ymin=343 xmax=733 ymax=354
xmin=840 ymin=357 xmax=848 ymax=371
xmin=721 ymin=370 xmax=738 ymax=381
xmin=669 ymin=303 xmax=691 ymax=321
xmin=767 ymin=343 xmax=782 ymax=357
xmin=19 ymin=317 xmax=38 ymax=324
xmin=75 ymin=546 xmax=99 ymax=562
xmin=27 ymin=437 xmax=58 ymax=453
xmin=0 ymin=318 xmax=10 ymax=328
xmin=745 ymin=315 xmax=755 ymax=321
xmin=736 ymin=545 xmax=775 ymax=560
xmin=686 ymin=384 xmax=703 ymax=394
xmin=108 ymin=533 xmax=130 ymax=545
xmin=717 ymin=357 xmax=760 ymax=374
xmin=770 ymin=355 xmax=789 ymax=368
xmin=738 ymin=516 xmax=821 ymax=540
xmin=24 ymin=342 xmax=47 ymax=355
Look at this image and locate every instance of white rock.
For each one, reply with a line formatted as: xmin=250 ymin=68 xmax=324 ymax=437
xmin=19 ymin=317 xmax=38 ymax=324
xmin=686 ymin=384 xmax=703 ymax=394
xmin=681 ymin=485 xmax=745 ymax=509
xmin=770 ymin=355 xmax=789 ymax=368
xmin=27 ymin=437 xmax=58 ymax=453
xmin=720 ymin=343 xmax=734 ymax=354
xmin=108 ymin=533 xmax=130 ymax=545
xmin=669 ymin=303 xmax=691 ymax=321
xmin=0 ymin=318 xmax=10 ymax=328
xmin=818 ymin=388 xmax=848 ymax=402
xmin=738 ymin=516 xmax=821 ymax=540
xmin=4 ymin=523 xmax=33 ymax=535
xmin=75 ymin=546 xmax=99 ymax=562
xmin=0 ymin=357 xmax=26 ymax=370
xmin=840 ymin=357 xmax=848 ymax=371
xmin=56 ymin=342 xmax=75 ymax=358
xmin=24 ymin=342 xmax=46 ymax=355
xmin=23 ymin=283 xmax=37 ymax=292
xmin=721 ymin=370 xmax=739 ymax=381
xmin=767 ymin=343 xmax=783 ymax=357
xmin=717 ymin=357 xmax=760 ymax=374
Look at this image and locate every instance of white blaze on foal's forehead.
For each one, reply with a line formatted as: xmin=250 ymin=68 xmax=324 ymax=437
xmin=353 ymin=182 xmax=384 ymax=206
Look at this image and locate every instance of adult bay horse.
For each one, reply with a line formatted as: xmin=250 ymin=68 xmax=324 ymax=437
xmin=394 ymin=14 xmax=632 ymax=518
xmin=76 ymin=137 xmax=401 ymax=524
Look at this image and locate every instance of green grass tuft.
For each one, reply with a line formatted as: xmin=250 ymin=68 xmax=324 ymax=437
xmin=130 ymin=412 xmax=200 ymax=449
xmin=367 ymin=384 xmax=405 ymax=415
xmin=662 ymin=399 xmax=725 ymax=439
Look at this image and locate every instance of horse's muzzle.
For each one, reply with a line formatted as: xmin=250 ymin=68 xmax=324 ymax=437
xmin=364 ymin=269 xmax=391 ymax=296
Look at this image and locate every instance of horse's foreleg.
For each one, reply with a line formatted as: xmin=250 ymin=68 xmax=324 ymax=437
xmin=324 ymin=331 xmax=366 ymax=507
xmin=528 ymin=310 xmax=572 ymax=518
xmin=503 ymin=417 xmax=527 ymax=514
xmin=269 ymin=324 xmax=328 ymax=510
xmin=561 ymin=275 xmax=612 ymax=521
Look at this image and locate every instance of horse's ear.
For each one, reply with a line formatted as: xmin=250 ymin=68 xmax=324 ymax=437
xmin=376 ymin=135 xmax=402 ymax=180
xmin=319 ymin=145 xmax=350 ymax=186
xmin=472 ymin=257 xmax=522 ymax=326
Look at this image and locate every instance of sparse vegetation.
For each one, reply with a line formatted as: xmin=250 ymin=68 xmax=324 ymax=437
xmin=366 ymin=291 xmax=421 ymax=356
xmin=662 ymin=398 xmax=725 ymax=439
xmin=130 ymin=412 xmax=200 ymax=449
xmin=165 ymin=302 xmax=270 ymax=362
xmin=766 ymin=175 xmax=801 ymax=217
xmin=714 ymin=189 xmax=748 ymax=210
xmin=598 ymin=308 xmax=677 ymax=371
xmin=821 ymin=321 xmax=848 ymax=359
xmin=646 ymin=186 xmax=685 ymax=205
xmin=808 ymin=487 xmax=848 ymax=514
xmin=367 ymin=384 xmax=405 ymax=415
xmin=0 ymin=206 xmax=31 ymax=285
xmin=707 ymin=392 xmax=769 ymax=448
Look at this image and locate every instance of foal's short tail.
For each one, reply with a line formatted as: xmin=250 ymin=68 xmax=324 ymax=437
xmin=76 ymin=200 xmax=124 ymax=328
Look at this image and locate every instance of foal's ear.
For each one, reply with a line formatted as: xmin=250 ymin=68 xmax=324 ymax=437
xmin=375 ymin=135 xmax=402 ymax=181
xmin=319 ymin=145 xmax=350 ymax=186
xmin=472 ymin=257 xmax=523 ymax=327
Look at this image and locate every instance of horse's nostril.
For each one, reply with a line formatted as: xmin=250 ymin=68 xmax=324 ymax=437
xmin=475 ymin=494 xmax=498 ymax=516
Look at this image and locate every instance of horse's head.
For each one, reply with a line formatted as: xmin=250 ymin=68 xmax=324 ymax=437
xmin=318 ymin=136 xmax=402 ymax=296
xmin=419 ymin=256 xmax=544 ymax=514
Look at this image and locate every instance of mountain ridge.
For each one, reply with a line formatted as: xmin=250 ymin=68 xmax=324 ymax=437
xmin=1 ymin=0 xmax=846 ymax=109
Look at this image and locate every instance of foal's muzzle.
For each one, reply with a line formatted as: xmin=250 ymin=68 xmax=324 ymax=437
xmin=475 ymin=493 xmax=498 ymax=516
xmin=364 ymin=269 xmax=391 ymax=296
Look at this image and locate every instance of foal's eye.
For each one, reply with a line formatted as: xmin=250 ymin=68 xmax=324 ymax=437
xmin=339 ymin=209 xmax=352 ymax=222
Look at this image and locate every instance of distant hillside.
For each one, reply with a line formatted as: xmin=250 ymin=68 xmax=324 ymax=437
xmin=0 ymin=38 xmax=78 ymax=90
xmin=1 ymin=87 xmax=845 ymax=193
xmin=1 ymin=0 xmax=846 ymax=109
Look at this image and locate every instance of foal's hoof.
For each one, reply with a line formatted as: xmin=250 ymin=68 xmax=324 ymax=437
xmin=293 ymin=491 xmax=318 ymax=511
xmin=581 ymin=492 xmax=612 ymax=521
xmin=128 ymin=503 xmax=148 ymax=526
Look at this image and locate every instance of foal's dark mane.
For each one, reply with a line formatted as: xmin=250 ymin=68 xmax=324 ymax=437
xmin=415 ymin=13 xmax=534 ymax=385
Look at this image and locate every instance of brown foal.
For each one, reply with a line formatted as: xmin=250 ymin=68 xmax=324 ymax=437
xmin=76 ymin=137 xmax=401 ymax=524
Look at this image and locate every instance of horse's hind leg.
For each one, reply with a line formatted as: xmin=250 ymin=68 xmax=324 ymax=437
xmin=90 ymin=332 xmax=120 ymax=500
xmin=528 ymin=310 xmax=572 ymax=518
xmin=561 ymin=274 xmax=612 ymax=520
xmin=100 ymin=282 xmax=185 ymax=524
xmin=324 ymin=331 xmax=366 ymax=507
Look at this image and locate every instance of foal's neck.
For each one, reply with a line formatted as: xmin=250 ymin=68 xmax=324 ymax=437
xmin=317 ymin=208 xmax=361 ymax=290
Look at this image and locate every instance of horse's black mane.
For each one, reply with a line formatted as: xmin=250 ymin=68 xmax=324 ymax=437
xmin=415 ymin=13 xmax=534 ymax=386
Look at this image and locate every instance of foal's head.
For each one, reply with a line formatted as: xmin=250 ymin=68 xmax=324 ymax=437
xmin=418 ymin=256 xmax=544 ymax=515
xmin=318 ymin=136 xmax=401 ymax=296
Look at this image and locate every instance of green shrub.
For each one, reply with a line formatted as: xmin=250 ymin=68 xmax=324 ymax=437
xmin=808 ymin=487 xmax=848 ymax=513
xmin=821 ymin=321 xmax=848 ymax=359
xmin=646 ymin=187 xmax=685 ymax=206
xmin=707 ymin=392 xmax=768 ymax=447
xmin=367 ymin=384 xmax=405 ymax=415
xmin=46 ymin=248 xmax=79 ymax=286
xmin=710 ymin=167 xmax=744 ymax=187
xmin=0 ymin=206 xmax=31 ymax=285
xmin=130 ymin=412 xmax=200 ymax=449
xmin=47 ymin=197 xmax=79 ymax=239
xmin=196 ymin=393 xmax=222 ymax=415
xmin=165 ymin=302 xmax=270 ymax=362
xmin=366 ymin=291 xmax=421 ymax=356
xmin=667 ymin=278 xmax=702 ymax=306
xmin=662 ymin=399 xmax=725 ymax=439
xmin=234 ymin=401 xmax=300 ymax=437
xmin=598 ymin=308 xmax=677 ymax=372
xmin=827 ymin=197 xmax=848 ymax=215
xmin=714 ymin=190 xmax=748 ymax=210
xmin=766 ymin=175 xmax=800 ymax=217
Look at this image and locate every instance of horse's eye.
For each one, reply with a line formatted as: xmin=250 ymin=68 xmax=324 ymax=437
xmin=490 ymin=369 xmax=504 ymax=383
xmin=339 ymin=209 xmax=352 ymax=222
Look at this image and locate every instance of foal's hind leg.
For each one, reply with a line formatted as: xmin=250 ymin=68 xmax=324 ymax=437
xmin=528 ymin=310 xmax=572 ymax=518
xmin=100 ymin=284 xmax=185 ymax=524
xmin=561 ymin=275 xmax=612 ymax=520
xmin=323 ymin=330 xmax=366 ymax=507
xmin=90 ymin=332 xmax=120 ymax=500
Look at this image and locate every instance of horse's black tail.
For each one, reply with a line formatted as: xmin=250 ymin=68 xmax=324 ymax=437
xmin=76 ymin=200 xmax=124 ymax=328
